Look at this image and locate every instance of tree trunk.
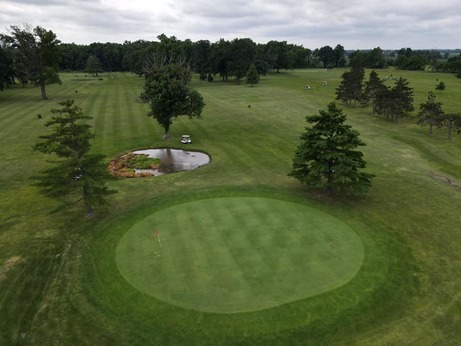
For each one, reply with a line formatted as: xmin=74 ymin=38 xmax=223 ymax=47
xmin=429 ymin=124 xmax=433 ymax=134
xmin=163 ymin=122 xmax=171 ymax=140
xmin=40 ymin=82 xmax=48 ymax=100
xmin=82 ymin=185 xmax=94 ymax=217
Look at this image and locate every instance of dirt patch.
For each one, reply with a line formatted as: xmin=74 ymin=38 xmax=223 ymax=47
xmin=109 ymin=153 xmax=161 ymax=178
xmin=429 ymin=172 xmax=459 ymax=187
xmin=0 ymin=256 xmax=26 ymax=281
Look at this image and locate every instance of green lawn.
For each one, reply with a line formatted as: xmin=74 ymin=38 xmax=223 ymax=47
xmin=116 ymin=197 xmax=364 ymax=313
xmin=1 ymin=69 xmax=461 ymax=345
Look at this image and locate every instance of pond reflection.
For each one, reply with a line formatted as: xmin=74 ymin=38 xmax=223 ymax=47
xmin=132 ymin=148 xmax=210 ymax=176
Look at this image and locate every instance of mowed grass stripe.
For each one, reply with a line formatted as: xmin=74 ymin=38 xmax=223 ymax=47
xmin=116 ymin=197 xmax=364 ymax=313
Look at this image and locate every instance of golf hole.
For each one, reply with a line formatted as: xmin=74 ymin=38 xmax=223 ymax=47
xmin=116 ymin=197 xmax=364 ymax=313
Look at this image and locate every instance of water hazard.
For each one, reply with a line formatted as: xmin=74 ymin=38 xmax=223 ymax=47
xmin=132 ymin=148 xmax=210 ymax=176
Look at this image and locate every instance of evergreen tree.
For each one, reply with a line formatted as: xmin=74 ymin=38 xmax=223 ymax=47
xmin=335 ymin=65 xmax=365 ymax=106
xmin=362 ymin=70 xmax=387 ymax=113
xmin=377 ymin=77 xmax=414 ymax=121
xmin=246 ymin=63 xmax=259 ymax=87
xmin=417 ymin=91 xmax=444 ymax=134
xmin=289 ymin=102 xmax=374 ymax=194
xmin=33 ymin=100 xmax=115 ymax=215
xmin=435 ymin=81 xmax=446 ymax=92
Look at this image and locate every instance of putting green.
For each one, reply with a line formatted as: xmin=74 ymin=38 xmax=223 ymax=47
xmin=116 ymin=197 xmax=364 ymax=313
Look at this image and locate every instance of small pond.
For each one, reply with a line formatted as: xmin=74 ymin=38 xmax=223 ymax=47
xmin=132 ymin=148 xmax=211 ymax=176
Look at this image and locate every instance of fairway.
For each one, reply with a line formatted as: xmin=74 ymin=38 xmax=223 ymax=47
xmin=116 ymin=197 xmax=364 ymax=312
xmin=1 ymin=70 xmax=461 ymax=345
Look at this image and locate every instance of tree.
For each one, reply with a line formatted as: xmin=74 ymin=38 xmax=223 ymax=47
xmin=333 ymin=44 xmax=346 ymax=67
xmin=366 ymin=47 xmax=386 ymax=68
xmin=435 ymin=81 xmax=446 ymax=92
xmin=440 ymin=113 xmax=461 ymax=140
xmin=376 ymin=77 xmax=414 ymax=121
xmin=33 ymin=100 xmax=115 ymax=216
xmin=7 ymin=25 xmax=61 ymax=100
xmin=441 ymin=55 xmax=461 ymax=77
xmin=362 ymin=70 xmax=387 ymax=114
xmin=228 ymin=38 xmax=256 ymax=83
xmin=211 ymin=38 xmax=231 ymax=81
xmin=316 ymin=45 xmax=334 ymax=68
xmin=85 ymin=55 xmax=103 ymax=76
xmin=265 ymin=40 xmax=289 ymax=72
xmin=246 ymin=63 xmax=259 ymax=87
xmin=335 ymin=64 xmax=365 ymax=106
xmin=0 ymin=46 xmax=10 ymax=90
xmin=417 ymin=92 xmax=444 ymax=134
xmin=141 ymin=63 xmax=205 ymax=138
xmin=289 ymin=102 xmax=374 ymax=194
xmin=192 ymin=40 xmax=212 ymax=80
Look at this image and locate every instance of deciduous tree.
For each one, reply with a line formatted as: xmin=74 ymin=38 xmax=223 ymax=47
xmin=85 ymin=55 xmax=103 ymax=76
xmin=141 ymin=63 xmax=205 ymax=138
xmin=440 ymin=113 xmax=461 ymax=140
xmin=417 ymin=91 xmax=444 ymax=134
xmin=289 ymin=102 xmax=374 ymax=194
xmin=7 ymin=25 xmax=61 ymax=100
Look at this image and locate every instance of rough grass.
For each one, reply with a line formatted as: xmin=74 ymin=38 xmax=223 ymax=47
xmin=0 ymin=69 xmax=461 ymax=345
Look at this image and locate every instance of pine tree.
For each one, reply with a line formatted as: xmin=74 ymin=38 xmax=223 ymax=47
xmin=377 ymin=77 xmax=414 ymax=121
xmin=335 ymin=65 xmax=365 ymax=106
xmin=33 ymin=100 xmax=115 ymax=215
xmin=289 ymin=102 xmax=374 ymax=194
xmin=362 ymin=70 xmax=387 ymax=114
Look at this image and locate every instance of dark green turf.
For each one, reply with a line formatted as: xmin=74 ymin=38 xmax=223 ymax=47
xmin=116 ymin=197 xmax=364 ymax=312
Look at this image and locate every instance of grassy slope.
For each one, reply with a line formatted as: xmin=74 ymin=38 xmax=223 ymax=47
xmin=0 ymin=70 xmax=460 ymax=345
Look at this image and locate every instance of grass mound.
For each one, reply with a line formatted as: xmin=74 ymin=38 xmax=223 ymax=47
xmin=116 ymin=197 xmax=364 ymax=313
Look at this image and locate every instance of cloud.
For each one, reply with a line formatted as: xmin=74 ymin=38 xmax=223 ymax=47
xmin=1 ymin=0 xmax=460 ymax=49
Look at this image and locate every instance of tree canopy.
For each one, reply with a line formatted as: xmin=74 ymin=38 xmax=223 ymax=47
xmin=141 ymin=62 xmax=205 ymax=138
xmin=85 ymin=55 xmax=103 ymax=76
xmin=417 ymin=91 xmax=444 ymax=134
xmin=289 ymin=102 xmax=374 ymax=194
xmin=5 ymin=25 xmax=61 ymax=99
xmin=246 ymin=63 xmax=260 ymax=87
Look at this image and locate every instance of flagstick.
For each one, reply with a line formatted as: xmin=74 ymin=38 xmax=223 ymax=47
xmin=157 ymin=233 xmax=162 ymax=247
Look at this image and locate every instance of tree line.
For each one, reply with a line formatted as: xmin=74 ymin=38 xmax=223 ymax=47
xmin=3 ymin=24 xmax=461 ymax=96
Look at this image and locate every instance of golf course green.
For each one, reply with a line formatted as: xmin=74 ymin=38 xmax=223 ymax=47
xmin=116 ymin=197 xmax=364 ymax=312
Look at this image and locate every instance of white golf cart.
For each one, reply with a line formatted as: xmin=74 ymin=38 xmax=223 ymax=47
xmin=181 ymin=135 xmax=192 ymax=144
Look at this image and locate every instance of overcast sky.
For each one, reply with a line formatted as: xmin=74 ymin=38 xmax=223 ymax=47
xmin=1 ymin=0 xmax=460 ymax=49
